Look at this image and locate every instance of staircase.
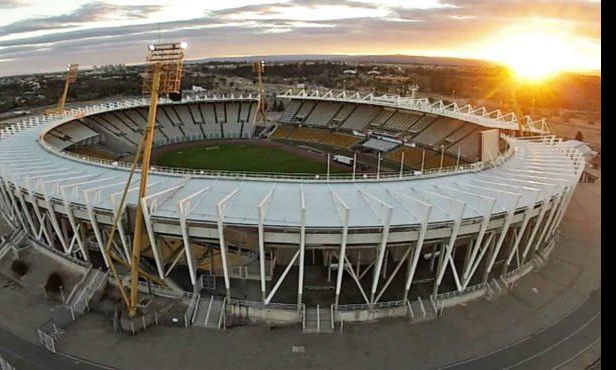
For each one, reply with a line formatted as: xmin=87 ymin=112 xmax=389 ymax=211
xmin=193 ymin=296 xmax=226 ymax=330
xmin=48 ymin=325 xmax=65 ymax=342
xmin=303 ymin=305 xmax=333 ymax=333
xmin=485 ymin=278 xmax=506 ymax=300
xmin=408 ymin=297 xmax=437 ymax=323
xmin=65 ymin=268 xmax=108 ymax=315
xmin=0 ymin=228 xmax=26 ymax=261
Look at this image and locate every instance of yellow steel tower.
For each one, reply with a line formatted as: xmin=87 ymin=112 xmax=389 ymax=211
xmin=252 ymin=60 xmax=267 ymax=125
xmin=128 ymin=42 xmax=186 ymax=316
xmin=46 ymin=64 xmax=78 ymax=115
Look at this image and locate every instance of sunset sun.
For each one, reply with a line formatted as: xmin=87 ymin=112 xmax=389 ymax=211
xmin=498 ymin=32 xmax=573 ymax=81
xmin=475 ymin=24 xmax=597 ymax=82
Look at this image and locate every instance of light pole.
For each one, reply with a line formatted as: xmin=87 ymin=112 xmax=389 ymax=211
xmin=128 ymin=42 xmax=187 ymax=317
xmin=46 ymin=64 xmax=78 ymax=115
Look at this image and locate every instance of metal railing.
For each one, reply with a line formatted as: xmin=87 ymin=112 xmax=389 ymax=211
xmin=38 ymin=135 xmax=511 ymax=183
xmin=120 ymin=311 xmax=160 ymax=334
xmin=336 ymin=299 xmax=408 ymax=312
xmin=36 ymin=304 xmax=75 ymax=352
xmin=135 ymin=280 xmax=184 ymax=299
xmin=0 ymin=354 xmax=15 ymax=370
xmin=227 ymin=298 xmax=299 ymax=311
xmin=1 ymin=92 xmax=520 ymax=184
xmin=434 ymin=282 xmax=487 ymax=302
xmin=29 ymin=237 xmax=90 ymax=268
xmin=278 ymin=89 xmax=552 ymax=134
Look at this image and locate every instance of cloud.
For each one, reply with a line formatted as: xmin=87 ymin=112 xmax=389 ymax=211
xmin=0 ymin=0 xmax=24 ymax=9
xmin=0 ymin=2 xmax=162 ymax=36
xmin=0 ymin=0 xmax=601 ymax=76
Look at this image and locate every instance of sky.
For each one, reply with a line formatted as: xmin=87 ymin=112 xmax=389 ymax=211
xmin=0 ymin=0 xmax=601 ymax=77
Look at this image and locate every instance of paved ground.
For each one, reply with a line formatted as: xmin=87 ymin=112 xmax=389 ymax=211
xmin=444 ymin=288 xmax=600 ymax=369
xmin=0 ymin=181 xmax=601 ymax=369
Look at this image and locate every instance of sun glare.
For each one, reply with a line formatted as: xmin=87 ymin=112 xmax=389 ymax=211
xmin=500 ymin=33 xmax=572 ymax=81
xmin=476 ymin=25 xmax=594 ymax=82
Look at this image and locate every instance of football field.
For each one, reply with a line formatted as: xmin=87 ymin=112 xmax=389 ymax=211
xmin=156 ymin=142 xmax=349 ymax=174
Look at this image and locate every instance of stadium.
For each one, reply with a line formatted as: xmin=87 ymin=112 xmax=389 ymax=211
xmin=0 ymin=88 xmax=585 ymax=332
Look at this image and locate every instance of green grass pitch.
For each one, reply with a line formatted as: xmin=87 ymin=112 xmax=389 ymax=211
xmin=156 ymin=143 xmax=350 ymax=174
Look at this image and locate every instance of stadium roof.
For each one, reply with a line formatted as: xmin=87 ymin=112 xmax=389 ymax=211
xmin=0 ymin=97 xmax=582 ymax=230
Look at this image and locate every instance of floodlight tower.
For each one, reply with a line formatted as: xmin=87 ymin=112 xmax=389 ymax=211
xmin=408 ymin=83 xmax=419 ymax=99
xmin=46 ymin=64 xmax=78 ymax=114
xmin=253 ymin=60 xmax=267 ymax=125
xmin=128 ymin=42 xmax=186 ymax=317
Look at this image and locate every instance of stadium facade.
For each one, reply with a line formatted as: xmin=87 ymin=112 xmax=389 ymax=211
xmin=0 ymin=90 xmax=585 ymax=326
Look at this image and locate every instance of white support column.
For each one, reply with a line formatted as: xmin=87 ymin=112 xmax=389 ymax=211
xmin=265 ymin=249 xmax=300 ymax=305
xmin=141 ymin=181 xmax=190 ymax=279
xmin=37 ymin=180 xmax=69 ymax=252
xmin=16 ymin=190 xmax=38 ymax=236
xmin=439 ymin=185 xmax=496 ymax=288
xmin=363 ymin=196 xmax=392 ymax=305
xmin=216 ymin=188 xmax=240 ymax=301
xmin=326 ymin=153 xmax=331 ymax=180
xmin=503 ymin=190 xmax=539 ymax=273
xmin=410 ymin=188 xmax=465 ymax=294
xmin=331 ymin=192 xmax=350 ymax=308
xmin=60 ymin=182 xmax=95 ymax=261
xmin=483 ymin=202 xmax=519 ymax=280
xmin=28 ymin=191 xmax=53 ymax=246
xmin=2 ymin=177 xmax=28 ymax=231
xmin=520 ymin=191 xmax=552 ymax=262
xmin=352 ymin=152 xmax=357 ymax=180
xmin=82 ymin=179 xmax=146 ymax=268
xmin=178 ymin=187 xmax=211 ymax=287
xmin=385 ymin=190 xmax=432 ymax=301
xmin=257 ymin=187 xmax=274 ymax=303
xmin=297 ymin=187 xmax=306 ymax=308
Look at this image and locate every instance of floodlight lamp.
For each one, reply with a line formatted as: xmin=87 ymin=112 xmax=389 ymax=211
xmin=180 ymin=42 xmax=188 ymax=49
xmin=148 ymin=44 xmax=156 ymax=51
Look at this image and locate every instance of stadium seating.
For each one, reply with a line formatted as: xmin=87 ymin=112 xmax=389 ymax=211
xmin=271 ymin=125 xmax=294 ymax=139
xmin=200 ymin=104 xmax=218 ymax=124
xmin=407 ymin=114 xmax=439 ymax=135
xmin=214 ymin=103 xmax=226 ymax=122
xmin=341 ymin=105 xmax=381 ymax=130
xmin=226 ymin=103 xmax=240 ymax=123
xmin=448 ymin=130 xmax=481 ymax=161
xmin=382 ymin=111 xmax=423 ymax=132
xmin=279 ymin=100 xmax=301 ymax=123
xmin=275 ymin=98 xmax=484 ymax=165
xmin=386 ymin=146 xmax=425 ymax=167
xmin=70 ymin=146 xmax=116 ymax=160
xmin=294 ymin=101 xmax=316 ymax=123
xmin=362 ymin=138 xmax=399 ymax=152
xmin=319 ymin=132 xmax=361 ymax=148
xmin=67 ymin=101 xmax=256 ymax=152
xmin=443 ymin=123 xmax=477 ymax=145
xmin=239 ymin=102 xmax=253 ymax=123
xmin=287 ymin=127 xmax=328 ymax=143
xmin=47 ymin=120 xmax=100 ymax=149
xmin=305 ymin=102 xmax=339 ymax=127
xmin=412 ymin=117 xmax=463 ymax=148
xmin=330 ymin=104 xmax=356 ymax=126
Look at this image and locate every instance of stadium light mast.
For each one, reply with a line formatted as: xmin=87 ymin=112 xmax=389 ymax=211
xmin=253 ymin=60 xmax=267 ymax=125
xmin=128 ymin=41 xmax=186 ymax=317
xmin=46 ymin=64 xmax=78 ymax=115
